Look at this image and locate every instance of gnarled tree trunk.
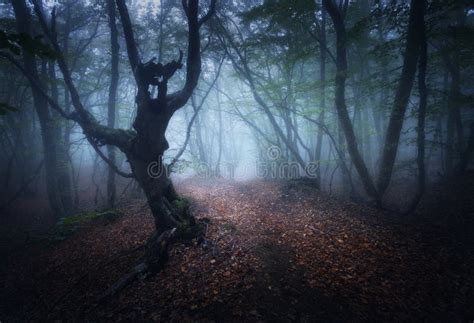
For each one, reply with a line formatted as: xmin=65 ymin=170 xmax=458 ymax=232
xmin=24 ymin=0 xmax=215 ymax=276
xmin=127 ymin=101 xmax=184 ymax=235
xmin=112 ymin=0 xmax=215 ymax=269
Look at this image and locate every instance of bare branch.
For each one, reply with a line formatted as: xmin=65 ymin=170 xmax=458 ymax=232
xmin=199 ymin=0 xmax=216 ymax=27
xmin=89 ymin=143 xmax=134 ymax=178
xmin=169 ymin=56 xmax=224 ymax=168
xmin=115 ymin=0 xmax=141 ymax=80
xmin=30 ymin=0 xmax=135 ymax=153
xmin=0 ymin=52 xmax=73 ymax=120
xmin=181 ymin=0 xmax=189 ymax=18
xmin=167 ymin=0 xmax=216 ymax=112
xmin=0 ymin=52 xmax=134 ymax=178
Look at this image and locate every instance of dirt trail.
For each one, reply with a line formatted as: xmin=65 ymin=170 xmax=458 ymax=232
xmin=1 ymin=179 xmax=473 ymax=321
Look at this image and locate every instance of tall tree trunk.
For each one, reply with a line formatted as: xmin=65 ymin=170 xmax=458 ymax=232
xmin=23 ymin=0 xmax=215 ymax=276
xmin=408 ymin=1 xmax=427 ymax=212
xmin=215 ymin=82 xmax=223 ymax=177
xmin=314 ymin=7 xmax=327 ymax=187
xmin=62 ymin=0 xmax=77 ymax=209
xmin=114 ymin=0 xmax=216 ymax=251
xmin=374 ymin=0 xmax=388 ymax=150
xmin=127 ymin=112 xmax=181 ymax=235
xmin=106 ymin=0 xmax=119 ymax=207
xmin=191 ymin=95 xmax=207 ymax=166
xmin=315 ymin=7 xmax=326 ymax=187
xmin=337 ymin=124 xmax=353 ymax=196
xmin=365 ymin=110 xmax=374 ymax=167
xmin=444 ymin=54 xmax=462 ymax=177
xmin=48 ymin=60 xmax=73 ymax=212
xmin=11 ymin=0 xmax=65 ymax=218
xmin=325 ymin=0 xmax=424 ymax=203
xmin=376 ymin=0 xmax=424 ymax=196
xmin=323 ymin=0 xmax=378 ymax=201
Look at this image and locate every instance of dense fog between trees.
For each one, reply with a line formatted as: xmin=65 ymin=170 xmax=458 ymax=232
xmin=1 ymin=0 xmax=474 ymax=321
xmin=2 ymin=0 xmax=472 ymax=220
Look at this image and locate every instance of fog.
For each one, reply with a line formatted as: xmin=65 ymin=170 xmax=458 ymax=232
xmin=1 ymin=0 xmax=473 ymax=216
xmin=1 ymin=0 xmax=474 ymax=320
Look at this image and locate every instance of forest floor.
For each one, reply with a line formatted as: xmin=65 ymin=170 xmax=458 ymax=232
xmin=1 ymin=178 xmax=474 ymax=322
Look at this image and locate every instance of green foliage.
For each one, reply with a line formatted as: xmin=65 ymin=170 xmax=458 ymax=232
xmin=241 ymin=0 xmax=316 ymax=26
xmin=0 ymin=102 xmax=18 ymax=115
xmin=172 ymin=197 xmax=190 ymax=211
xmin=240 ymin=0 xmax=316 ymax=66
xmin=53 ymin=210 xmax=121 ymax=241
xmin=176 ymin=219 xmax=204 ymax=242
xmin=0 ymin=30 xmax=58 ymax=59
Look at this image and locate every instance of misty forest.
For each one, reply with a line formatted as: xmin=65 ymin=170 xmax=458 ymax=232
xmin=1 ymin=0 xmax=473 ymax=321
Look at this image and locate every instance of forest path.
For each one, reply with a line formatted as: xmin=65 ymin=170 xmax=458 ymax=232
xmin=176 ymin=179 xmax=473 ymax=322
xmin=179 ymin=179 xmax=353 ymax=321
xmin=2 ymin=179 xmax=473 ymax=321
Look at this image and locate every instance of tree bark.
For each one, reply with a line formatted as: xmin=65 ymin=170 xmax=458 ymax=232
xmin=407 ymin=0 xmax=427 ymax=213
xmin=215 ymin=81 xmax=223 ymax=177
xmin=48 ymin=60 xmax=73 ymax=213
xmin=23 ymin=0 xmax=215 ymax=274
xmin=106 ymin=0 xmax=120 ymax=208
xmin=115 ymin=0 xmax=215 ymax=240
xmin=191 ymin=95 xmax=208 ymax=165
xmin=314 ymin=6 xmax=326 ymax=187
xmin=325 ymin=0 xmax=424 ymax=204
xmin=376 ymin=0 xmax=424 ymax=196
xmin=11 ymin=0 xmax=66 ymax=218
xmin=323 ymin=0 xmax=378 ymax=201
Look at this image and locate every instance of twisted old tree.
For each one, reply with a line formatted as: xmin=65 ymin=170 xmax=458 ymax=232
xmin=21 ymin=0 xmax=216 ymax=272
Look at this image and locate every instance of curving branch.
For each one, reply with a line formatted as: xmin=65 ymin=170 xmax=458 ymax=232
xmin=181 ymin=0 xmax=189 ymax=18
xmin=323 ymin=0 xmax=379 ymax=201
xmin=212 ymin=85 xmax=279 ymax=147
xmin=376 ymin=0 xmax=424 ymax=196
xmin=215 ymin=15 xmax=308 ymax=169
xmin=115 ymin=0 xmax=141 ymax=79
xmin=30 ymin=0 xmax=135 ymax=153
xmin=169 ymin=56 xmax=224 ymax=168
xmin=0 ymin=51 xmax=134 ymax=178
xmin=167 ymin=0 xmax=217 ymax=112
xmin=198 ymin=0 xmax=216 ymax=27
xmin=89 ymin=144 xmax=134 ymax=178
xmin=0 ymin=52 xmax=73 ymax=120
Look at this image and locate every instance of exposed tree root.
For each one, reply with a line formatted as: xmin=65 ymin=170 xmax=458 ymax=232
xmin=96 ymin=208 xmax=205 ymax=304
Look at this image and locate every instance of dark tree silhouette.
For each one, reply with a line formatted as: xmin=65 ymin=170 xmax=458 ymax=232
xmin=24 ymin=0 xmax=216 ymax=271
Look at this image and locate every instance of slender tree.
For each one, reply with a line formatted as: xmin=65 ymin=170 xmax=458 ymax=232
xmin=106 ymin=0 xmax=119 ymax=207
xmin=323 ymin=0 xmax=378 ymax=200
xmin=323 ymin=0 xmax=425 ymax=204
xmin=10 ymin=0 xmax=66 ymax=217
xmin=376 ymin=0 xmax=425 ymax=196
xmin=408 ymin=0 xmax=428 ymax=213
xmin=314 ymin=6 xmax=326 ymax=188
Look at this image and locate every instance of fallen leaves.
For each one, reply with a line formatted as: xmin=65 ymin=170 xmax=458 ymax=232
xmin=2 ymin=179 xmax=474 ymax=322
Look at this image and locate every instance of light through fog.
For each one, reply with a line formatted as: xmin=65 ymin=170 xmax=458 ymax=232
xmin=1 ymin=0 xmax=474 ymax=321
